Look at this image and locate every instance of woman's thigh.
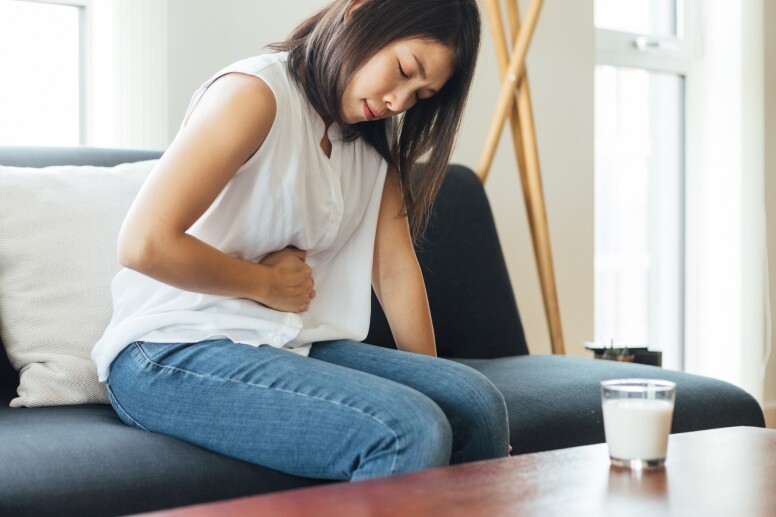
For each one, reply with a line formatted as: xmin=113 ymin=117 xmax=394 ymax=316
xmin=309 ymin=340 xmax=510 ymax=462
xmin=106 ymin=340 xmax=452 ymax=481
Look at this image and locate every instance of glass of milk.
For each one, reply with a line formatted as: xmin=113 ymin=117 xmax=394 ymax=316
xmin=601 ymin=379 xmax=676 ymax=470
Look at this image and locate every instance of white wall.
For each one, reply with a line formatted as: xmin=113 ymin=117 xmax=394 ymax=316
xmin=456 ymin=0 xmax=595 ymax=357
xmin=165 ymin=0 xmax=317 ymax=140
xmin=164 ymin=0 xmax=596 ymax=358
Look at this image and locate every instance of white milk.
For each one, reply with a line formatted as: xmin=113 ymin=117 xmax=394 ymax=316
xmin=602 ymin=399 xmax=674 ymax=460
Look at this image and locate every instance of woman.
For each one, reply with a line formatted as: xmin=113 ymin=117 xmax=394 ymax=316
xmin=94 ymin=0 xmax=509 ymax=481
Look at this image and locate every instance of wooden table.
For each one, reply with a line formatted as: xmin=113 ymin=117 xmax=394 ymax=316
xmin=141 ymin=426 xmax=776 ymax=517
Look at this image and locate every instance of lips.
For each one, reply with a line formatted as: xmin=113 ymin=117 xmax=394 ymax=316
xmin=363 ymin=100 xmax=376 ymax=121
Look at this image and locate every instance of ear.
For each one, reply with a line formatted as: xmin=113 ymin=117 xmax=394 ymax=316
xmin=344 ymin=0 xmax=367 ymax=22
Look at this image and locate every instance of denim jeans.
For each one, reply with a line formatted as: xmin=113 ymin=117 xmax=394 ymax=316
xmin=106 ymin=339 xmax=509 ymax=481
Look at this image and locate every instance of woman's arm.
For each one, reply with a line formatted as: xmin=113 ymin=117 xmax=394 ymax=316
xmin=117 ymin=73 xmax=314 ymax=313
xmin=371 ymin=168 xmax=436 ymax=356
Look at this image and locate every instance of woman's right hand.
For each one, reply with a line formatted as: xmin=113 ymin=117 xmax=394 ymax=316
xmin=259 ymin=247 xmax=316 ymax=312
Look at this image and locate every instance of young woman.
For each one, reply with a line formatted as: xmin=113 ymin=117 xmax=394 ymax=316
xmin=94 ymin=0 xmax=510 ymax=481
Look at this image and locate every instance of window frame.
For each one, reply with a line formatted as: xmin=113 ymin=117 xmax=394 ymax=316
xmin=593 ymin=0 xmax=701 ymax=370
xmin=596 ymin=0 xmax=701 ymax=74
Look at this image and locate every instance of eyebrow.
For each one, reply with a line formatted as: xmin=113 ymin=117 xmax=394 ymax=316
xmin=411 ymin=52 xmax=438 ymax=95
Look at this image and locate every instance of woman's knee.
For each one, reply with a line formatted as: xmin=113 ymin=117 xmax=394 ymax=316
xmin=443 ymin=364 xmax=510 ymax=441
xmin=382 ymin=392 xmax=453 ymax=474
xmin=441 ymin=362 xmax=507 ymax=414
xmin=470 ymin=372 xmax=508 ymax=421
xmin=408 ymin=400 xmax=453 ymax=465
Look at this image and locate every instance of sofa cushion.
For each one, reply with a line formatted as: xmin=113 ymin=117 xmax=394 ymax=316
xmin=0 ymin=147 xmax=163 ymax=394
xmin=457 ymin=355 xmax=766 ymax=454
xmin=0 ymin=390 xmax=327 ymax=517
xmin=0 ymin=159 xmax=156 ymax=407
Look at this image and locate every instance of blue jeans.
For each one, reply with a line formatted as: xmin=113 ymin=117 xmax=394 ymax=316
xmin=106 ymin=339 xmax=509 ymax=481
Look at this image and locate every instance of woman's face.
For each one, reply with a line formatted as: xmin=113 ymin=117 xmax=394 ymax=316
xmin=340 ymin=38 xmax=455 ymax=124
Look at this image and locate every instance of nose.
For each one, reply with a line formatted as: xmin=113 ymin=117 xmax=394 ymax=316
xmin=385 ymin=87 xmax=416 ymax=115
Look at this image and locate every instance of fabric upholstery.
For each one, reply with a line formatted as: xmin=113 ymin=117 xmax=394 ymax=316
xmin=456 ymin=355 xmax=766 ymax=454
xmin=0 ymin=159 xmax=157 ymax=406
xmin=0 ymin=346 xmax=14 ymax=391
xmin=0 ymin=147 xmax=162 ymax=394
xmin=0 ymin=390 xmax=326 ymax=517
xmin=0 ymin=146 xmax=162 ymax=168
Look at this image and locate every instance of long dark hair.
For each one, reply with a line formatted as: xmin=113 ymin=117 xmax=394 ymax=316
xmin=270 ymin=0 xmax=481 ymax=240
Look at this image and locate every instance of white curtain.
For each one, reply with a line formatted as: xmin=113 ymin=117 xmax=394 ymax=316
xmin=89 ymin=0 xmax=168 ymax=149
xmin=685 ymin=0 xmax=769 ymax=406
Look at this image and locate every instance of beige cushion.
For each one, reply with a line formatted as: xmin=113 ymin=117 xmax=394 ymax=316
xmin=0 ymin=160 xmax=156 ymax=407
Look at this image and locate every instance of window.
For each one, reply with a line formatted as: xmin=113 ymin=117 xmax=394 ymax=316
xmin=0 ymin=0 xmax=86 ymax=146
xmin=594 ymin=0 xmax=697 ymax=370
xmin=595 ymin=0 xmax=679 ymax=38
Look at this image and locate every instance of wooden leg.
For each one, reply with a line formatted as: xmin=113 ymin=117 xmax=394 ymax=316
xmin=476 ymin=0 xmax=543 ymax=182
xmin=481 ymin=0 xmax=565 ymax=355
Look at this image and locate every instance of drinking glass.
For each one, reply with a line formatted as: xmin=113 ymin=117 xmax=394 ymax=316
xmin=601 ymin=379 xmax=676 ymax=469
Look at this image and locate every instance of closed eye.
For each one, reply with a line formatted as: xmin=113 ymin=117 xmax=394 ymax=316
xmin=398 ymin=61 xmax=409 ymax=79
xmin=398 ymin=61 xmax=421 ymax=103
xmin=397 ymin=61 xmax=423 ymax=102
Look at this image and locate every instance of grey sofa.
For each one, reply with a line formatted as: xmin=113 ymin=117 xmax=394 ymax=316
xmin=0 ymin=147 xmax=765 ymax=516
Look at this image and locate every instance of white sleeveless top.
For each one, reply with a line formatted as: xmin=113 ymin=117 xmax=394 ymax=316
xmin=92 ymin=52 xmax=388 ymax=382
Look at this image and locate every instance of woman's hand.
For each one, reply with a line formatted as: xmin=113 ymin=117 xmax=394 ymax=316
xmin=260 ymin=247 xmax=316 ymax=312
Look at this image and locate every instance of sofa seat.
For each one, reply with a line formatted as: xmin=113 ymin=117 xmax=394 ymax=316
xmin=0 ymin=388 xmax=327 ymax=517
xmin=454 ymin=356 xmax=765 ymax=455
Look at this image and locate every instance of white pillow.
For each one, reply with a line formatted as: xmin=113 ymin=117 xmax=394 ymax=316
xmin=0 ymin=159 xmax=157 ymax=407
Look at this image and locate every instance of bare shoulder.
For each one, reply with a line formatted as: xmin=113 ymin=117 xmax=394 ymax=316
xmin=191 ymin=72 xmax=277 ymax=121
xmin=180 ymin=72 xmax=278 ymax=162
xmin=199 ymin=72 xmax=276 ymax=114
